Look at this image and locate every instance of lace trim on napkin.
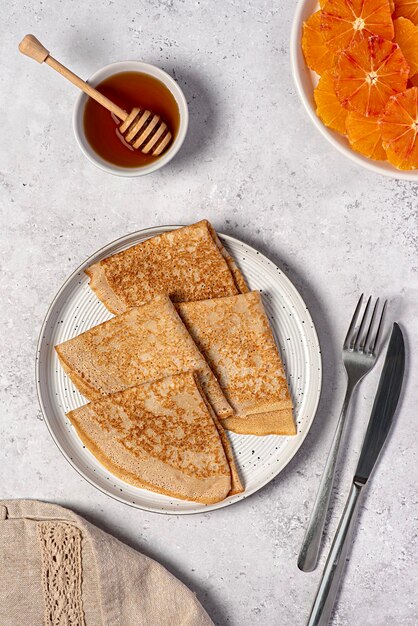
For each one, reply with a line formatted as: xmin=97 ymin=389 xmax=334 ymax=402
xmin=37 ymin=521 xmax=86 ymax=626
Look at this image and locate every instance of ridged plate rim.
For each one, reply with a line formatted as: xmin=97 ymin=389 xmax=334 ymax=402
xmin=36 ymin=225 xmax=322 ymax=514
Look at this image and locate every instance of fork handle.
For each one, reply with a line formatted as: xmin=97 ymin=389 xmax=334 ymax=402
xmin=306 ymin=482 xmax=363 ymax=626
xmin=298 ymin=381 xmax=356 ymax=572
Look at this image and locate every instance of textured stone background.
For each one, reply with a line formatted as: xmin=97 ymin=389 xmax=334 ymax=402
xmin=1 ymin=1 xmax=417 ymax=624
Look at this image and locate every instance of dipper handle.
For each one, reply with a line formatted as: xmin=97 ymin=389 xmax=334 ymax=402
xmin=19 ymin=34 xmax=49 ymax=63
xmin=18 ymin=34 xmax=128 ymax=122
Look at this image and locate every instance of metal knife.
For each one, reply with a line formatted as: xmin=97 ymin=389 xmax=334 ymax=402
xmin=306 ymin=322 xmax=405 ymax=626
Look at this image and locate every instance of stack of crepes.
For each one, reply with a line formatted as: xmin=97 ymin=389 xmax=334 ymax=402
xmin=56 ymin=220 xmax=295 ymax=504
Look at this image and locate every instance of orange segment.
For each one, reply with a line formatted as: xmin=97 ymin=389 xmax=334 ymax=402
xmin=385 ymin=144 xmax=416 ymax=166
xmin=393 ymin=0 xmax=418 ymax=24
xmin=321 ymin=0 xmax=395 ymax=53
xmin=302 ymin=11 xmax=335 ymax=75
xmin=314 ymin=70 xmax=348 ymax=133
xmin=345 ymin=111 xmax=387 ymax=158
xmin=393 ymin=17 xmax=418 ymax=75
xmin=380 ymin=86 xmax=418 ymax=168
xmin=334 ymin=35 xmax=409 ymax=116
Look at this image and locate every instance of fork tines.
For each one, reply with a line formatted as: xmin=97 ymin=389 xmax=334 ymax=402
xmin=344 ymin=295 xmax=387 ymax=355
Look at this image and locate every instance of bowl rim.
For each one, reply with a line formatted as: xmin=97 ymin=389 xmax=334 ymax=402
xmin=72 ymin=60 xmax=189 ymax=177
xmin=290 ymin=0 xmax=418 ymax=182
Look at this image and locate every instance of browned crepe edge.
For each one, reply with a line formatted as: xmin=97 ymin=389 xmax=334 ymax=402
xmin=193 ymin=373 xmax=244 ymax=496
xmin=222 ymin=408 xmax=296 ymax=436
xmin=224 ymin=398 xmax=294 ymax=418
xmin=84 ymin=264 xmax=127 ymax=315
xmin=168 ymin=300 xmax=233 ymax=419
xmin=206 ymin=221 xmax=249 ymax=294
xmin=213 ymin=419 xmax=244 ymax=496
xmin=55 ymin=345 xmax=102 ymax=401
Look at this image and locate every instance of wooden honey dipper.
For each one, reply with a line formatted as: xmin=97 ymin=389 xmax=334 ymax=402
xmin=19 ymin=35 xmax=173 ymax=156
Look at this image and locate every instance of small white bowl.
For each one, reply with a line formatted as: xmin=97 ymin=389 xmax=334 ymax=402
xmin=73 ymin=61 xmax=188 ymax=176
xmin=290 ymin=0 xmax=418 ymax=181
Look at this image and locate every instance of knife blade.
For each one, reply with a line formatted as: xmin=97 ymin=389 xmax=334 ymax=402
xmin=354 ymin=322 xmax=405 ymax=486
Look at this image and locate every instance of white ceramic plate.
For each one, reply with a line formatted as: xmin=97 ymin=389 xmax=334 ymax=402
xmin=290 ymin=0 xmax=418 ymax=181
xmin=36 ymin=226 xmax=322 ymax=514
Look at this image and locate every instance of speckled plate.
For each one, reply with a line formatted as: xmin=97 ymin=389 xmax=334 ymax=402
xmin=36 ymin=226 xmax=322 ymax=514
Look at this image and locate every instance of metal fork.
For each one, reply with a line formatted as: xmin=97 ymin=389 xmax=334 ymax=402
xmin=297 ymin=295 xmax=386 ymax=572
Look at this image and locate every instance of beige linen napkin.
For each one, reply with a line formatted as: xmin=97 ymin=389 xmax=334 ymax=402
xmin=0 ymin=500 xmax=214 ymax=626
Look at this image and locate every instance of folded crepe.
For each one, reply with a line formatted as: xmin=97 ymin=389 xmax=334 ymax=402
xmin=176 ymin=291 xmax=295 ymax=436
xmin=86 ymin=220 xmax=248 ymax=315
xmin=221 ymin=410 xmax=295 ymax=436
xmin=55 ymin=295 xmax=232 ymax=419
xmin=67 ymin=372 xmax=243 ymax=504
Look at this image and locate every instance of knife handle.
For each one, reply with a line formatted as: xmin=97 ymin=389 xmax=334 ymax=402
xmin=306 ymin=482 xmax=363 ymax=626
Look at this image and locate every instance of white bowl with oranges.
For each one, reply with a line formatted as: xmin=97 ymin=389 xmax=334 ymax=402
xmin=291 ymin=0 xmax=418 ymax=180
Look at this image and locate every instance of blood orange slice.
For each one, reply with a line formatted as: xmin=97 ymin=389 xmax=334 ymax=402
xmin=380 ymin=86 xmax=418 ymax=168
xmin=314 ymin=70 xmax=348 ymax=133
xmin=321 ymin=0 xmax=394 ymax=52
xmin=345 ymin=111 xmax=387 ymax=158
xmin=393 ymin=17 xmax=418 ymax=75
xmin=385 ymin=145 xmax=415 ymax=166
xmin=393 ymin=0 xmax=418 ymax=24
xmin=302 ymin=11 xmax=334 ymax=75
xmin=334 ymin=35 xmax=409 ymax=116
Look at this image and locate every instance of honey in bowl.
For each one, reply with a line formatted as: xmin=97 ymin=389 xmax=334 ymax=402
xmin=83 ymin=71 xmax=180 ymax=168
